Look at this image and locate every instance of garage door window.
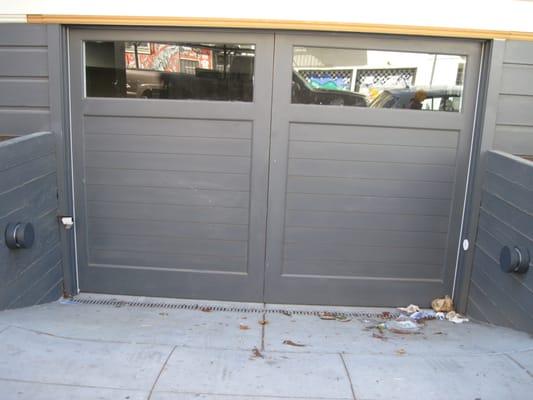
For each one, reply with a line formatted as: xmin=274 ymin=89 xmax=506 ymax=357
xmin=292 ymin=46 xmax=466 ymax=111
xmin=85 ymin=41 xmax=255 ymax=101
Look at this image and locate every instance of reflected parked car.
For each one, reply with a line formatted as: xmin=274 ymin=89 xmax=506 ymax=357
xmin=291 ymin=71 xmax=367 ymax=107
xmin=369 ymin=87 xmax=462 ymax=112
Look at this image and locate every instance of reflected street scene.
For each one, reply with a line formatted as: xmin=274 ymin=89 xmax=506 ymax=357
xmin=292 ymin=46 xmax=466 ymax=111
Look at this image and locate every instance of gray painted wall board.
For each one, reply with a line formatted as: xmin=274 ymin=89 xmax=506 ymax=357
xmin=0 ymin=24 xmax=51 ymax=136
xmin=493 ymin=40 xmax=533 ymax=155
xmin=0 ymin=23 xmax=76 ymax=298
xmin=0 ymin=131 xmax=62 ymax=310
xmin=467 ymin=151 xmax=533 ymax=333
xmin=0 ymin=24 xmax=48 ymax=46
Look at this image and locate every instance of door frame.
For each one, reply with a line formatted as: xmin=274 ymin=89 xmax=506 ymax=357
xmin=62 ymin=26 xmax=487 ymax=304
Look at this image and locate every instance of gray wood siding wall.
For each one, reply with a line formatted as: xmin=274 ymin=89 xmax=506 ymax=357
xmin=494 ymin=40 xmax=533 ymax=154
xmin=0 ymin=132 xmax=62 ymax=310
xmin=467 ymin=151 xmax=533 ymax=333
xmin=0 ymin=24 xmax=51 ymax=135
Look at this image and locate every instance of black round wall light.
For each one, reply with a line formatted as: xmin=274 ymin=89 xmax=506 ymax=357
xmin=4 ymin=222 xmax=35 ymax=250
xmin=500 ymin=246 xmax=531 ymax=274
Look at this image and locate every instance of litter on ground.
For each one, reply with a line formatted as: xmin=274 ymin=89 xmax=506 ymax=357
xmin=318 ymin=312 xmax=353 ymax=322
xmin=283 ymin=339 xmax=306 ymax=347
xmin=431 ymin=295 xmax=454 ymax=312
xmin=366 ymin=296 xmax=468 ymax=338
xmin=446 ymin=311 xmax=469 ymax=324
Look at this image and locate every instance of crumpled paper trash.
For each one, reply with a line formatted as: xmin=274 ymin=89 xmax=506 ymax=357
xmin=446 ymin=311 xmax=469 ymax=324
xmin=409 ymin=310 xmax=436 ymax=321
xmin=398 ymin=304 xmax=420 ymax=314
xmin=431 ymin=295 xmax=454 ymax=312
xmin=435 ymin=312 xmax=446 ymax=320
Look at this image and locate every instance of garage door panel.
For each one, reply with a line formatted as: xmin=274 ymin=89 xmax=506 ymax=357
xmin=290 ymin=123 xmax=459 ymax=148
xmin=85 ymin=133 xmax=251 ymax=157
xmin=86 ymin=168 xmax=250 ymax=192
xmin=282 ymin=260 xmax=443 ymax=280
xmin=89 ymin=234 xmax=247 ymax=261
xmin=285 ymin=227 xmax=447 ymax=249
xmin=86 ymin=152 xmax=250 ymax=174
xmin=283 ymin=243 xmax=445 ymax=266
xmin=287 ymin=176 xmax=453 ymax=199
xmin=285 ymin=209 xmax=449 ymax=232
xmin=89 ymin=219 xmax=249 ymax=242
xmin=266 ymin=33 xmax=480 ymax=305
xmin=269 ymin=277 xmax=443 ymax=307
xmin=91 ymin=249 xmax=246 ymax=273
xmin=86 ymin=185 xmax=250 ymax=208
xmin=289 ymin=140 xmax=457 ymax=165
xmin=289 ymin=104 xmax=463 ymax=130
xmin=84 ymin=97 xmax=257 ymax=120
xmin=286 ymin=193 xmax=451 ymax=216
xmin=288 ymin=159 xmax=455 ymax=182
xmin=71 ymin=29 xmax=273 ymax=301
xmin=87 ymin=202 xmax=249 ymax=225
xmin=84 ymin=116 xmax=252 ymax=139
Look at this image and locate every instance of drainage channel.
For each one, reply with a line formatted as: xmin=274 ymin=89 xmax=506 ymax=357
xmin=67 ymin=296 xmax=399 ymax=319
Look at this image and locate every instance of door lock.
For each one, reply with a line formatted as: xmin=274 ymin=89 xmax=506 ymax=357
xmin=59 ymin=216 xmax=74 ymax=230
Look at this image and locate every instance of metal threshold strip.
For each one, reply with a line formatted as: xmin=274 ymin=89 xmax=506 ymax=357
xmin=68 ymin=295 xmax=400 ymax=319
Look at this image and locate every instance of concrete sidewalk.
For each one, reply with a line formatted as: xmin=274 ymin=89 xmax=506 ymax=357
xmin=0 ymin=294 xmax=531 ymax=400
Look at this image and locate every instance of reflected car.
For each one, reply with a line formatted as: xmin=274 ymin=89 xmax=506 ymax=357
xmin=292 ymin=71 xmax=367 ymax=107
xmin=369 ymin=87 xmax=462 ymax=112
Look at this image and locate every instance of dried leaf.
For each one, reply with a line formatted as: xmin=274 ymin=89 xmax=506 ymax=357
xmin=395 ymin=348 xmax=406 ymax=356
xmin=239 ymin=323 xmax=250 ymax=330
xmin=398 ymin=304 xmax=420 ymax=314
xmin=200 ymin=306 xmax=212 ymax=313
xmin=258 ymin=319 xmax=268 ymax=325
xmin=283 ymin=339 xmax=306 ymax=347
xmin=380 ymin=311 xmax=392 ymax=319
xmin=431 ymin=296 xmax=454 ymax=313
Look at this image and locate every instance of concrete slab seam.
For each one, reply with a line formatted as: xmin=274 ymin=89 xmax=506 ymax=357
xmin=148 ymin=345 xmax=177 ymax=400
xmin=0 ymin=376 xmax=147 ymax=393
xmin=152 ymin=390 xmax=351 ymax=399
xmin=339 ymin=353 xmax=357 ymax=400
xmin=504 ymin=353 xmax=533 ymax=378
xmin=261 ymin=309 xmax=266 ymax=352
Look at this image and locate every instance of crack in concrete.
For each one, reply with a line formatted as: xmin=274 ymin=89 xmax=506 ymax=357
xmin=504 ymin=353 xmax=533 ymax=378
xmin=147 ymin=345 xmax=177 ymax=400
xmin=339 ymin=353 xmax=357 ymax=400
xmin=261 ymin=309 xmax=266 ymax=352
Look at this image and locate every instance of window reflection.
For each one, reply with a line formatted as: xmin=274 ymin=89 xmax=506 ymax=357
xmin=292 ymin=46 xmax=466 ymax=111
xmin=85 ymin=41 xmax=255 ymax=101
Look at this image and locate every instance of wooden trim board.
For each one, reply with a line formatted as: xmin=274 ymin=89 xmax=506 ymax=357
xmin=27 ymin=14 xmax=533 ymax=41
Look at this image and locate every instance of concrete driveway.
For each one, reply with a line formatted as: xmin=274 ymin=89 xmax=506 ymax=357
xmin=0 ymin=294 xmax=531 ymax=399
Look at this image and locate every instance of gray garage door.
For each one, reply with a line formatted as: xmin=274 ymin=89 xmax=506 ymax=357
xmin=265 ymin=33 xmax=481 ymax=306
xmin=70 ymin=29 xmax=274 ymax=301
xmin=70 ymin=29 xmax=480 ymax=305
